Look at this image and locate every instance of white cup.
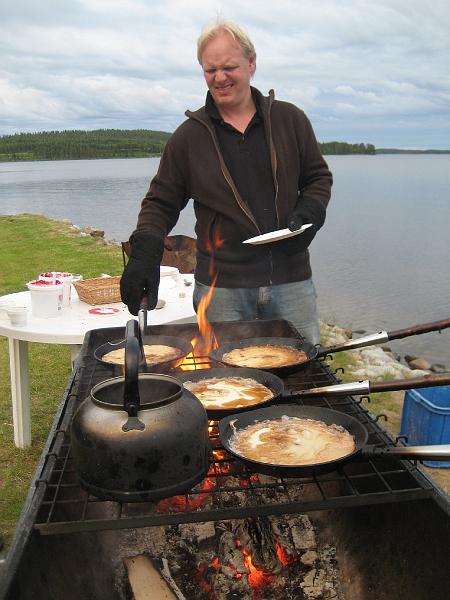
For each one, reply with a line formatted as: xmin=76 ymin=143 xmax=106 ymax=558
xmin=39 ymin=272 xmax=74 ymax=307
xmin=27 ymin=279 xmax=63 ymax=318
xmin=0 ymin=300 xmax=16 ymax=319
xmin=7 ymin=306 xmax=28 ymax=326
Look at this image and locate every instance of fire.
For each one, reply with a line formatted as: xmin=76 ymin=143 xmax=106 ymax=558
xmin=205 ymin=230 xmax=225 ymax=278
xmin=276 ymin=543 xmax=294 ymax=567
xmin=236 ymin=539 xmax=274 ymax=589
xmin=211 ymin=448 xmax=227 ymax=461
xmin=156 ymin=476 xmax=216 ymax=513
xmin=239 ymin=473 xmax=260 ymax=487
xmin=179 ymin=274 xmax=219 ymax=371
xmin=179 ymin=229 xmax=225 ymax=371
xmin=198 ymin=540 xmax=295 ymax=596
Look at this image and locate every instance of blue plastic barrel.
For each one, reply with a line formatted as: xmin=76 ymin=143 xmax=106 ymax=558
xmin=400 ymin=386 xmax=450 ymax=468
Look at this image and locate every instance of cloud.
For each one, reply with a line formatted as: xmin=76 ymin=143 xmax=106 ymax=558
xmin=0 ymin=0 xmax=449 ymax=147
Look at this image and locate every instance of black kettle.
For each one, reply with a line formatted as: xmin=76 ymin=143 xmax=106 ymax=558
xmin=71 ymin=320 xmax=210 ymax=502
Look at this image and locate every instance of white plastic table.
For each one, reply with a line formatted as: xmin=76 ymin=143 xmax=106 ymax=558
xmin=0 ymin=275 xmax=195 ymax=448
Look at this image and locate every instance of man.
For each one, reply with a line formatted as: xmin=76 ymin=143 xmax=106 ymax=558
xmin=121 ymin=19 xmax=332 ymax=344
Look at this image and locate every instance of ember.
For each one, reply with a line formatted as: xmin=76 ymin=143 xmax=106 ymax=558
xmin=187 ymin=515 xmax=343 ymax=600
xmin=238 ymin=540 xmax=275 ymax=589
xmin=156 ymin=477 xmax=216 ymax=513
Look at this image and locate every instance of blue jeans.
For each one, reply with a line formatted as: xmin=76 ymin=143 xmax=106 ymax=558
xmin=193 ymin=278 xmax=320 ymax=344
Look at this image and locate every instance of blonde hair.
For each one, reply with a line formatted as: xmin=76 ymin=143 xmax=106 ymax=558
xmin=197 ymin=19 xmax=256 ymax=65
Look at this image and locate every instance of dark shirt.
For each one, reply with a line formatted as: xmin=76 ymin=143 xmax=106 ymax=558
xmin=205 ymin=91 xmax=277 ymax=233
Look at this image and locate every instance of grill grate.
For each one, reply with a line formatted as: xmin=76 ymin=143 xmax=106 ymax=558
xmin=33 ymin=320 xmax=434 ymax=535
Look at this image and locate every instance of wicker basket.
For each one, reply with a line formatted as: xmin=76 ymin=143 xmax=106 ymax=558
xmin=73 ymin=276 xmax=122 ymax=305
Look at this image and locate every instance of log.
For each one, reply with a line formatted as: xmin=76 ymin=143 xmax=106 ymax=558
xmin=124 ymin=555 xmax=186 ymax=600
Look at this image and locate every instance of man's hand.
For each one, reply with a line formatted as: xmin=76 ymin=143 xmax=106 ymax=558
xmin=120 ymin=233 xmax=164 ymax=315
xmin=280 ymin=197 xmax=325 ymax=256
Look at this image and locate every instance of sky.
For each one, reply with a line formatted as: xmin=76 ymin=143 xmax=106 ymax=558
xmin=1 ymin=0 xmax=449 ymax=149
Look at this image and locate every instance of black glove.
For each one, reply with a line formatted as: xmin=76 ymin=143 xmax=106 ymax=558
xmin=280 ymin=197 xmax=325 ymax=256
xmin=120 ymin=232 xmax=164 ymax=315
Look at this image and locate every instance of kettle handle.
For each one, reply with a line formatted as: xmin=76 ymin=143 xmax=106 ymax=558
xmin=123 ymin=319 xmax=141 ymax=418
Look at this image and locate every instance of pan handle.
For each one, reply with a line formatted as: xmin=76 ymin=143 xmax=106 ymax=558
xmin=138 ymin=293 xmax=149 ymax=339
xmin=387 ymin=317 xmax=450 ymax=340
xmin=123 ymin=320 xmax=145 ymax=431
xmin=292 ymin=380 xmax=371 ymax=397
xmin=363 ymin=444 xmax=450 ymax=461
xmin=368 ymin=372 xmax=450 ymax=393
xmin=137 ymin=293 xmax=149 ymax=367
xmin=317 ymin=331 xmax=389 ymax=356
xmin=317 ymin=316 xmax=450 ymax=357
xmin=293 ymin=372 xmax=450 ymax=398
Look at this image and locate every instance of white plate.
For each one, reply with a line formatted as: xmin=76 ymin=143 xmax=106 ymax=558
xmin=242 ymin=223 xmax=312 ymax=245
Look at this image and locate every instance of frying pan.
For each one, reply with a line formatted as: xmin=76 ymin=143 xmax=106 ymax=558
xmin=94 ymin=332 xmax=192 ymax=372
xmin=94 ymin=313 xmax=192 ymax=372
xmin=209 ymin=317 xmax=450 ymax=376
xmin=175 ymin=367 xmax=284 ymax=419
xmin=219 ymin=402 xmax=450 ymax=478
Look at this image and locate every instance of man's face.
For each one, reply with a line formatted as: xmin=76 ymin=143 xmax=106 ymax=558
xmin=200 ymin=31 xmax=255 ymax=111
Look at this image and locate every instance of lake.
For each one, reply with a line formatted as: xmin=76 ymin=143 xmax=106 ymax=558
xmin=1 ymin=155 xmax=449 ymax=366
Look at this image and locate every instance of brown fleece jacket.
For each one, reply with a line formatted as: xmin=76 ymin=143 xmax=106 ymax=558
xmin=134 ymin=87 xmax=332 ymax=288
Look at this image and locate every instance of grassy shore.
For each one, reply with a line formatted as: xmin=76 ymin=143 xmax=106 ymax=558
xmin=0 ymin=214 xmax=123 ymax=548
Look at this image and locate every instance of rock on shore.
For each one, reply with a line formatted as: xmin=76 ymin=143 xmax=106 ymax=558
xmin=320 ymin=322 xmax=431 ymax=380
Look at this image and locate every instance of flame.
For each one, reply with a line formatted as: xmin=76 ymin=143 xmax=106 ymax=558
xmin=178 ymin=274 xmax=219 ymax=370
xmin=179 ymin=229 xmax=223 ymax=371
xmin=211 ymin=449 xmax=227 ymax=461
xmin=236 ymin=539 xmax=274 ymax=589
xmin=195 ymin=273 xmax=219 ymax=355
xmin=205 ymin=230 xmax=225 ymax=277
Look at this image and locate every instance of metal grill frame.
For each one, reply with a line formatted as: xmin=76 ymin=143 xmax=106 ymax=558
xmin=31 ymin=320 xmax=441 ymax=536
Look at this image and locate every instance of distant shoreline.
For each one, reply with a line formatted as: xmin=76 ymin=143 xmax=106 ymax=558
xmin=1 ymin=129 xmax=447 ymax=162
xmin=1 ymin=150 xmax=450 ymax=164
xmin=376 ymin=149 xmax=450 ymax=154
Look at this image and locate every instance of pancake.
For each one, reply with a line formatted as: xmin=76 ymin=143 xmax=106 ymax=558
xmin=230 ymin=415 xmax=355 ymax=465
xmin=222 ymin=345 xmax=307 ymax=369
xmin=183 ymin=377 xmax=273 ymax=410
xmin=102 ymin=344 xmax=182 ymax=365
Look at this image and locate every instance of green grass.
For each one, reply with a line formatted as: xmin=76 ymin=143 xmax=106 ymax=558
xmin=0 ymin=214 xmax=123 ymax=548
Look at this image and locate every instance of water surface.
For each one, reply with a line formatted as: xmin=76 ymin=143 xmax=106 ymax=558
xmin=1 ymin=155 xmax=449 ymax=366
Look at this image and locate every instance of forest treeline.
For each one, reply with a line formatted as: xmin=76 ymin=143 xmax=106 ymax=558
xmin=0 ymin=130 xmax=171 ymax=161
xmin=0 ymin=129 xmax=375 ymax=161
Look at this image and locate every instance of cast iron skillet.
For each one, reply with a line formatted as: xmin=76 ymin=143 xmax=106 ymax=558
xmin=94 ymin=322 xmax=192 ymax=372
xmin=209 ymin=336 xmax=315 ymax=377
xmin=175 ymin=367 xmax=284 ymax=420
xmin=177 ymin=368 xmax=450 ymax=420
xmin=209 ymin=317 xmax=450 ymax=376
xmin=218 ymin=404 xmax=450 ymax=478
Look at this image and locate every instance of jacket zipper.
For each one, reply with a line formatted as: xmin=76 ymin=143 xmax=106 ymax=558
xmin=264 ymin=91 xmax=277 ymax=284
xmin=187 ymin=93 xmax=279 ymax=286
